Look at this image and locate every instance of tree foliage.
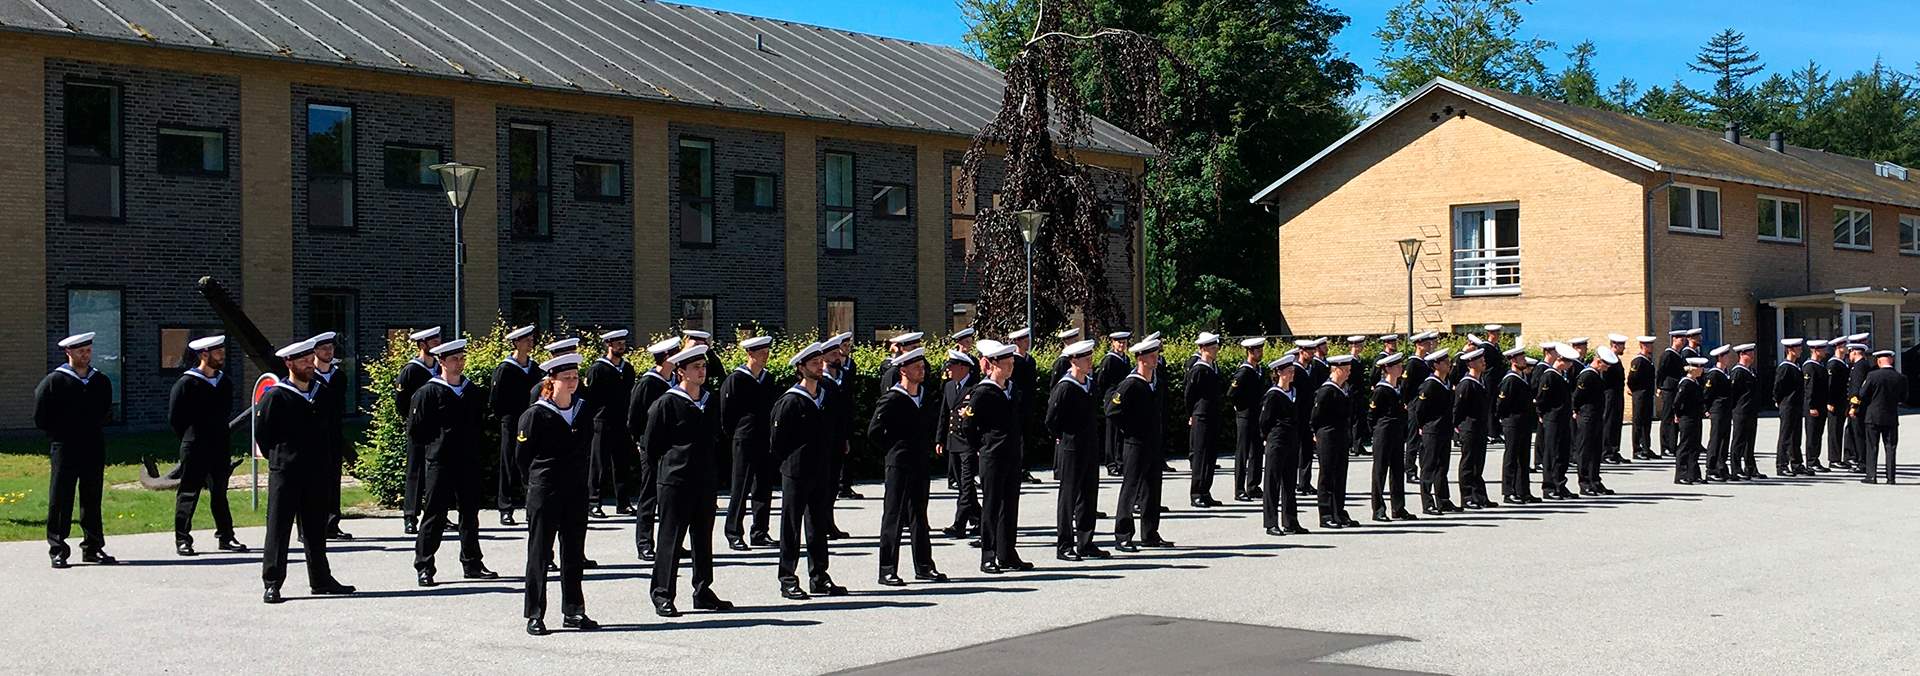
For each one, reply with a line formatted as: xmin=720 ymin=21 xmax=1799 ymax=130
xmin=1370 ymin=0 xmax=1553 ymax=99
xmin=1687 ymin=28 xmax=1766 ymax=130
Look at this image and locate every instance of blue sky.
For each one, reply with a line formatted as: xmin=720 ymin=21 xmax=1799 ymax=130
xmin=694 ymin=0 xmax=1920 ymax=103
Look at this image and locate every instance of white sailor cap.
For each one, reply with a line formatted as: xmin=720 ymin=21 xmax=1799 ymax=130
xmin=1668 ymin=329 xmax=1688 ymax=337
xmin=1195 ymin=332 xmax=1221 ymax=346
xmin=682 ymin=329 xmax=712 ymax=341
xmin=275 ymin=338 xmax=317 ymax=360
xmin=1503 ymin=345 xmax=1527 ymax=358
xmin=1595 ymin=346 xmax=1619 ymax=364
xmin=668 ymin=344 xmax=709 ymax=366
xmin=1686 ymin=357 xmax=1709 ymax=367
xmin=189 ymin=335 xmax=227 ymax=351
xmin=430 ymin=339 xmax=468 ymax=357
xmin=599 ymin=329 xmax=630 ymax=342
xmin=1268 ymin=354 xmax=1298 ymax=371
xmin=1710 ymin=345 xmax=1731 ymax=357
xmin=1608 ymin=333 xmax=1629 ymax=344
xmin=1061 ymin=340 xmax=1097 ymax=359
xmin=1684 ymin=328 xmax=1704 ymax=337
xmin=951 ymin=328 xmax=977 ymax=341
xmin=1484 ymin=324 xmax=1504 ymax=332
xmin=1806 ymin=339 xmax=1829 ymax=349
xmin=1411 ymin=331 xmax=1440 ymax=342
xmin=1108 ymin=331 xmax=1132 ymax=340
xmin=506 ymin=325 xmax=537 ymax=341
xmin=1459 ymin=348 xmax=1485 ymax=362
xmin=978 ymin=339 xmax=1018 ymax=360
xmin=544 ymin=338 xmax=580 ymax=353
xmin=58 ymin=332 xmax=96 ymax=349
xmin=1464 ymin=334 xmax=1486 ymax=346
xmin=890 ymin=332 xmax=925 ymax=345
xmin=1240 ymin=337 xmax=1267 ymax=349
xmin=1568 ymin=336 xmax=1589 ymax=346
xmin=1293 ymin=338 xmax=1322 ymax=349
xmin=1424 ymin=349 xmax=1450 ymax=363
xmin=789 ymin=342 xmax=827 ymax=367
xmin=1144 ymin=331 xmax=1164 ymax=343
xmin=1847 ymin=343 xmax=1870 ymax=352
xmin=1848 ymin=332 xmax=1871 ymax=342
xmin=1734 ymin=343 xmax=1755 ymax=353
xmin=831 ymin=332 xmax=854 ymax=347
xmin=646 ymin=337 xmax=681 ymax=356
xmin=1780 ymin=338 xmax=1804 ymax=347
xmin=1525 ymin=357 xmax=1541 ymax=366
xmin=1539 ymin=342 xmax=1560 ymax=352
xmin=741 ymin=336 xmax=774 ymax=351
xmin=1007 ymin=328 xmax=1032 ymax=341
xmin=945 ymin=350 xmax=976 ymax=367
xmin=1327 ymin=354 xmax=1357 ymax=367
xmin=1282 ymin=347 xmax=1300 ymax=358
xmin=1554 ymin=344 xmax=1581 ymax=361
xmin=308 ymin=332 xmax=337 ymax=347
xmin=1376 ymin=352 xmax=1406 ymax=367
xmin=540 ymin=353 xmax=583 ymax=373
xmin=408 ymin=326 xmax=442 ymax=342
xmin=1129 ymin=338 xmax=1163 ymax=356
xmin=1637 ymin=335 xmax=1657 ymax=343
xmin=1379 ymin=334 xmax=1401 ymax=342
xmin=1873 ymin=349 xmax=1896 ymax=358
xmin=1346 ymin=335 xmax=1367 ymax=344
xmin=1055 ymin=328 xmax=1082 ymax=340
xmin=889 ymin=348 xmax=927 ymax=368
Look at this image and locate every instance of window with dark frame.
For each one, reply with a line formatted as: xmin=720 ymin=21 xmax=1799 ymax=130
xmin=950 ymin=165 xmax=976 ymax=255
xmin=306 ymin=103 xmax=355 ymax=230
xmin=309 ymin=290 xmax=358 ymax=410
xmin=510 ymin=123 xmax=551 ymax=238
xmin=827 ymin=299 xmax=855 ymax=336
xmin=824 ymin=152 xmax=855 ymax=250
xmin=680 ymin=297 xmax=715 ymax=336
xmin=679 ymin=139 xmax=714 ymax=244
xmin=872 ymin=182 xmax=909 ymax=219
xmin=65 ymin=81 xmax=123 ymax=220
xmin=383 ymin=144 xmax=441 ymax=189
xmin=156 ymin=127 xmax=226 ymax=176
xmin=951 ymin=301 xmax=977 ymax=334
xmin=734 ymin=172 xmax=777 ymax=212
xmin=159 ymin=326 xmax=223 ymax=371
xmin=510 ymin=294 xmax=553 ymax=333
xmin=574 ymin=159 xmax=623 ymax=202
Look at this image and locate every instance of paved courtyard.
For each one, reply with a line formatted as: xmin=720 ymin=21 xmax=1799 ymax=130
xmin=5 ymin=416 xmax=1918 ymax=675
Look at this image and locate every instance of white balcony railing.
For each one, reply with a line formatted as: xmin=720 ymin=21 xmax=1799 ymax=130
xmin=1452 ymin=246 xmax=1521 ymax=296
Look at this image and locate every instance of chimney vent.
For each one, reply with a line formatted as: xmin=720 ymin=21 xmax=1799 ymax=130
xmin=1723 ymin=122 xmax=1740 ymax=145
xmin=1768 ymin=131 xmax=1784 ymax=152
xmin=755 ymin=33 xmax=766 ymax=51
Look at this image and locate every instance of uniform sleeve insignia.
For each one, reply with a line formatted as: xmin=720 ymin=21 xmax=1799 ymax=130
xmin=1111 ymin=395 xmax=1122 ymax=405
xmin=516 ymin=432 xmax=528 ymax=443
xmin=962 ymin=407 xmax=974 ymax=417
xmin=1851 ymin=396 xmax=1861 ymax=404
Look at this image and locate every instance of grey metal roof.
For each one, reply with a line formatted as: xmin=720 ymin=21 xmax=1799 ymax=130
xmin=0 ymin=0 xmax=1157 ymax=157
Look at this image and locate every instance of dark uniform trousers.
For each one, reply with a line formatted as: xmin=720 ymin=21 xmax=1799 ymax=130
xmin=1540 ymin=413 xmax=1573 ymax=494
xmin=1575 ymin=411 xmax=1605 ymax=488
xmin=1630 ymin=389 xmax=1655 ymax=456
xmin=1370 ymin=422 xmax=1407 ymax=513
xmin=413 ymin=460 xmax=484 ymax=574
xmin=523 ymin=486 xmax=586 ymax=619
xmin=1676 ymin=415 xmax=1704 ymax=482
xmin=1315 ymin=427 xmax=1350 ymax=521
xmin=1706 ymin=410 xmax=1732 ymax=475
xmin=173 ymin=445 xmax=236 ymax=544
xmin=1604 ymin=388 xmax=1626 ymax=457
xmin=1804 ymin=411 xmax=1826 ymax=467
xmin=497 ymin=416 xmax=526 ymax=511
xmin=651 ymin=483 xmax=716 ymax=602
xmin=777 ymin=475 xmax=833 ymax=586
xmin=1827 ymin=410 xmax=1847 ymax=464
xmin=47 ymin=440 xmax=106 ymax=558
xmin=1500 ymin=418 xmax=1533 ymax=498
xmin=948 ymin=451 xmax=981 ymax=532
xmin=1419 ymin=427 xmax=1452 ymax=506
xmin=589 ymin=421 xmax=634 ymax=508
xmin=261 ymin=468 xmax=337 ymax=588
xmin=879 ymin=464 xmax=935 ymax=574
xmin=1656 ymin=388 xmax=1679 ymax=455
xmin=1114 ymin=441 xmax=1163 ymax=543
xmin=630 ymin=440 xmax=660 ymax=556
xmin=1233 ymin=414 xmax=1262 ymax=497
xmin=1864 ymin=424 xmax=1898 ymax=482
xmin=1775 ymin=404 xmax=1805 ymax=471
xmin=978 ymin=451 xmax=1022 ymax=565
xmin=725 ymin=439 xmax=774 ymax=541
xmin=1054 ymin=444 xmax=1097 ymax=551
xmin=1846 ymin=415 xmax=1867 ymax=466
xmin=1458 ymin=430 xmax=1491 ymax=504
xmin=1188 ymin=416 xmax=1218 ymax=498
xmin=1731 ymin=411 xmax=1759 ymax=475
xmin=1262 ymin=435 xmax=1300 ymax=529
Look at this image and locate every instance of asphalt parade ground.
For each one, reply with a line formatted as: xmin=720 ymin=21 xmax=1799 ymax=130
xmin=4 ymin=415 xmax=1917 ymax=675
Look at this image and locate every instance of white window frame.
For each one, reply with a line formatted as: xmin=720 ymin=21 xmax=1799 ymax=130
xmin=1669 ymin=183 xmax=1721 ymax=235
xmin=1849 ymin=311 xmax=1874 ymax=339
xmin=1669 ymin=306 xmax=1724 ymax=350
xmin=1756 ymin=194 xmax=1803 ymax=243
xmin=1833 ymin=205 xmax=1873 ymax=251
xmin=1449 ymin=202 xmax=1522 ymax=296
xmin=1900 ymin=214 xmax=1920 ymax=255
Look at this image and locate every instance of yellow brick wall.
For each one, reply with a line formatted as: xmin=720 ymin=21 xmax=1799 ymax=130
xmin=785 ymin=133 xmax=820 ymax=335
xmin=0 ymin=50 xmax=46 ymax=429
xmin=453 ymin=98 xmax=498 ymax=334
xmin=1270 ymin=90 xmax=1649 ymax=345
xmin=915 ymin=146 xmax=947 ymax=331
xmin=238 ymin=74 xmax=291 ymax=388
xmin=632 ymin=116 xmax=671 ymax=330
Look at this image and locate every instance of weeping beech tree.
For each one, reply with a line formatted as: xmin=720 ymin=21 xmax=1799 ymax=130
xmin=959 ymin=0 xmax=1192 ymax=335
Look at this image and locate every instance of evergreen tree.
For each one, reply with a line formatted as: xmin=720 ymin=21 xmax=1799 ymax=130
xmin=1686 ymin=28 xmax=1766 ymax=130
xmin=1552 ymin=40 xmax=1609 ymax=109
xmin=1604 ymin=77 xmax=1640 ymax=111
xmin=1635 ymin=82 xmax=1704 ymax=127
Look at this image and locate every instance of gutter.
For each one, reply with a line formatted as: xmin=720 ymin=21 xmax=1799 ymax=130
xmin=1644 ymin=172 xmax=1677 ymax=334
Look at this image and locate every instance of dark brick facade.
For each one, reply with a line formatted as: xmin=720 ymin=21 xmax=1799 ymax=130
xmin=495 ymin=106 xmax=633 ymax=335
xmin=43 ymin=60 xmax=243 ymax=426
xmin=668 ymin=123 xmax=786 ymax=336
xmin=817 ymin=137 xmax=918 ymax=338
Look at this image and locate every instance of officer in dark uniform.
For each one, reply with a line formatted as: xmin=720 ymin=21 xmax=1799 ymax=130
xmin=170 ymin=335 xmax=245 ymax=556
xmin=1730 ymin=343 xmax=1764 ymax=479
xmin=259 ymin=338 xmax=355 ymax=603
xmin=1602 ymin=335 xmax=1630 ymax=464
xmin=938 ymin=350 xmax=982 ymax=539
xmin=1259 ymin=355 xmax=1306 ymax=535
xmin=1230 ymin=337 xmax=1268 ymax=502
xmin=1655 ymin=330 xmax=1686 ymax=459
xmin=1047 ymin=339 xmax=1107 ymax=560
xmin=1857 ymin=350 xmax=1906 ymax=484
xmin=1096 ymin=332 xmax=1133 ymax=476
xmin=1414 ymin=350 xmax=1457 ymax=514
xmin=1802 ymin=340 xmax=1831 ymax=473
xmin=490 ymin=325 xmax=542 ymax=526
xmin=1825 ymin=341 xmax=1854 ymax=470
xmin=1701 ymin=346 xmax=1734 ymax=481
xmin=410 ymin=339 xmax=498 ymax=587
xmin=1572 ymin=347 xmax=1615 ymax=495
xmin=1344 ymin=335 xmax=1373 ymax=457
xmin=1535 ymin=345 xmax=1578 ymax=500
xmin=1108 ymin=337 xmax=1173 ymax=552
xmin=582 ymin=328 xmax=634 ymax=519
xmin=1672 ymin=358 xmax=1709 ymax=484
xmin=1403 ymin=332 xmax=1437 ymax=484
xmin=309 ymin=332 xmax=354 ymax=540
xmin=1185 ymin=332 xmax=1226 ymax=507
xmin=1369 ymin=352 xmax=1416 ymax=520
xmin=947 ymin=327 xmax=979 ymax=487
xmin=626 ymin=337 xmax=680 ymax=560
xmin=773 ymin=342 xmax=847 ymax=600
xmin=1496 ymin=347 xmax=1539 ymax=503
xmin=1844 ymin=338 xmax=1872 ymax=469
xmin=395 ymin=326 xmax=442 ymax=535
xmin=870 ymin=348 xmax=950 ymax=582
xmin=967 ymin=339 xmax=1032 ymax=573
xmin=644 ymin=345 xmax=732 ymax=617
xmin=1628 ymin=336 xmax=1659 ymax=460
xmin=1453 ymin=348 xmax=1495 ymax=508
xmin=722 ymin=336 xmax=777 ymax=551
xmin=518 ymin=353 xmax=597 ymax=635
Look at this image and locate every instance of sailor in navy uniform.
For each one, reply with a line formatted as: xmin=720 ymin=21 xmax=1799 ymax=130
xmin=491 ymin=325 xmax=542 ymax=526
xmin=1655 ymin=330 xmax=1687 ymax=459
xmin=1297 ymin=338 xmax=1330 ymax=495
xmin=1672 ymin=358 xmax=1709 ymax=484
xmin=1453 ymin=348 xmax=1496 ymax=508
xmin=410 ymin=339 xmax=498 ymax=587
xmin=645 ymin=345 xmax=734 ymax=617
xmin=1534 ymin=345 xmax=1579 ymax=500
xmin=1108 ymin=337 xmax=1173 ymax=551
xmin=1602 ymin=334 xmax=1630 ymax=464
xmin=1844 ymin=337 xmax=1873 ymax=469
xmin=1628 ymin=336 xmax=1659 ymax=460
xmin=627 ymin=336 xmax=681 ymax=560
xmin=1096 ymin=331 xmax=1133 ymax=476
xmin=1258 ymin=355 xmax=1306 ymax=534
xmin=966 ymin=340 xmax=1032 ymax=572
xmin=582 ymin=329 xmax=635 ymax=519
xmin=1496 ymin=347 xmax=1539 ymax=503
xmin=1857 ymin=350 xmax=1907 ymax=484
xmin=169 ymin=335 xmax=245 ymax=556
xmin=1049 ymin=328 xmax=1083 ymax=384
xmin=1413 ymin=350 xmax=1458 ymax=514
xmin=722 ymin=336 xmax=778 ymax=550
xmin=1185 ymin=332 xmax=1226 ymax=507
xmin=1368 ymin=352 xmax=1415 ymax=521
xmin=1824 ymin=340 xmax=1854 ymax=470
xmin=36 ymin=332 xmax=115 ymax=569
xmin=1229 ymin=337 xmax=1268 ymax=502
xmin=1729 ymin=343 xmax=1764 ymax=479
xmin=518 ymin=353 xmax=597 ymax=635
xmin=1403 ymin=332 xmax=1437 ymax=483
xmin=680 ymin=329 xmax=724 ymax=390
xmin=822 ymin=332 xmax=861 ymax=531
xmin=530 ymin=338 xmax=580 ymax=405
xmin=879 ymin=331 xmax=925 ymax=390
xmin=1774 ymin=339 xmax=1809 ymax=475
xmin=302 ymin=332 xmax=355 ymax=540
xmin=773 ymin=342 xmax=847 ymax=600
xmin=1047 ymin=339 xmax=1108 ymax=560
xmin=946 ymin=327 xmax=980 ymax=487
xmin=259 ymin=338 xmax=356 ymax=603
xmin=1701 ymin=346 xmax=1734 ymax=481
xmin=870 ymin=348 xmax=950 ymax=583
xmin=395 ymin=326 xmax=442 ymax=535
xmin=937 ymin=350 xmax=983 ymax=539
xmin=1343 ymin=335 xmax=1374 ymax=458
xmin=1801 ymin=340 xmax=1831 ymax=473
xmin=1009 ymin=328 xmax=1046 ymax=485
xmin=1573 ymin=346 xmax=1617 ymax=496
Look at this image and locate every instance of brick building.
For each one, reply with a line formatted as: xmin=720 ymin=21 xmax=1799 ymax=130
xmin=1252 ymin=77 xmax=1920 ymax=381
xmin=0 ymin=0 xmax=1151 ymax=429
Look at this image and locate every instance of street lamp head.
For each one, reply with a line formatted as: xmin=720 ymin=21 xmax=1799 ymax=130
xmin=430 ymin=162 xmax=486 ymax=210
xmin=1015 ymin=210 xmax=1048 ymax=244
xmin=1397 ymin=237 xmax=1423 ymax=267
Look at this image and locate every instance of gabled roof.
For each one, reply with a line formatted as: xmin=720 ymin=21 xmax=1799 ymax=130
xmin=1251 ymin=77 xmax=1920 ymax=210
xmin=0 ymin=0 xmax=1156 ymax=157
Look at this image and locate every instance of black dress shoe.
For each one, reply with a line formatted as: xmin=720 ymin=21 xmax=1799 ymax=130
xmin=1285 ymin=524 xmax=1311 ymax=535
xmin=417 ymin=571 xmax=437 ymax=587
xmin=1422 ymin=506 xmax=1443 ymax=515
xmin=968 ymin=539 xmax=983 ymax=548
xmin=1320 ymin=519 xmax=1345 ymax=529
xmin=653 ymin=599 xmax=681 ymax=617
xmin=615 ymin=504 xmax=635 ymax=516
xmin=727 ymin=538 xmax=749 ymax=551
xmin=81 ymin=551 xmax=117 ymax=565
xmin=526 ymin=618 xmax=548 ymax=636
xmin=403 ymin=517 xmax=418 ymax=535
xmin=500 ymin=511 xmax=517 ymax=526
xmin=547 ymin=562 xmax=560 ymax=572
xmin=781 ymin=583 xmax=810 ymax=600
xmin=1190 ymin=498 xmax=1210 ymax=508
xmin=50 ymin=555 xmax=69 ymax=569
xmin=1023 ymin=472 xmax=1042 ymax=485
xmin=1115 ymin=542 xmax=1140 ymax=553
xmin=1438 ymin=500 xmax=1462 ymax=512
xmin=1004 ymin=559 xmax=1036 ymax=571
xmin=750 ymin=533 xmax=777 ymax=547
xmin=463 ymin=565 xmax=499 ymax=580
xmin=580 ymin=558 xmax=599 ymax=569
xmin=827 ymin=529 xmax=853 ymax=540
xmin=263 ymin=587 xmax=283 ymax=604
xmin=1077 ymin=545 xmax=1111 ymax=559
xmin=563 ymin=614 xmax=600 ymax=630
xmin=915 ymin=569 xmax=950 ymax=581
xmin=1596 ymin=485 xmax=1615 ymax=495
xmin=838 ymin=488 xmax=865 ymax=500
xmin=1463 ymin=500 xmax=1484 ymax=510
xmin=1265 ymin=527 xmax=1288 ymax=536
xmin=948 ymin=479 xmax=960 ymax=490
xmin=589 ymin=506 xmax=608 ymax=518
xmin=1056 ymin=549 xmax=1082 ymax=562
xmin=1372 ymin=508 xmax=1391 ymax=522
xmin=1246 ymin=488 xmax=1263 ymax=498
xmin=176 ymin=541 xmax=197 ymax=557
xmin=692 ymin=593 xmax=733 ymax=610
xmin=1141 ymin=538 xmax=1176 ymax=548
xmin=1392 ymin=510 xmax=1417 ymax=520
xmin=979 ymin=561 xmax=1004 ymax=574
xmin=1161 ymin=463 xmax=1177 ymax=472
xmin=1861 ymin=477 xmax=1879 ymax=484
xmin=638 ymin=549 xmax=656 ymax=562
xmin=312 ymin=582 xmax=357 ymax=595
xmin=1235 ymin=493 xmax=1251 ymax=502
xmin=1749 ymin=472 xmax=1768 ymax=479
xmin=878 ymin=573 xmax=908 ymax=586
xmin=810 ymin=579 xmax=849 ymax=596
xmin=1578 ymin=487 xmax=1598 ymax=496
xmin=1095 ymin=511 xmax=1110 ymax=519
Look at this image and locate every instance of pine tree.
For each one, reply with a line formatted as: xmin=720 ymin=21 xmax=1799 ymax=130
xmin=1604 ymin=77 xmax=1639 ymax=111
xmin=1552 ymin=40 xmax=1608 ymax=109
xmin=1686 ymin=28 xmax=1765 ymax=130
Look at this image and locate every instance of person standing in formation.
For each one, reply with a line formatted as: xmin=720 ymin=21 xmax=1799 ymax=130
xmin=1402 ymin=332 xmax=1436 ymax=484
xmin=879 ymin=332 xmax=923 ymax=390
xmin=259 ymin=337 xmax=355 ymax=603
xmin=582 ymin=329 xmax=635 ymax=520
xmin=968 ymin=339 xmax=1032 ymax=573
xmin=1482 ymin=327 xmax=1507 ymax=446
xmin=938 ymin=350 xmax=982 ymax=540
xmin=490 ymin=325 xmax=542 ymax=526
xmin=170 ymin=335 xmax=246 ymax=557
xmin=1186 ymin=333 xmax=1226 ymax=508
xmin=1344 ymin=336 xmax=1373 ymax=459
xmin=1049 ymin=329 xmax=1082 ymax=383
xmin=1453 ymin=348 xmax=1495 ymax=509
xmin=1773 ymin=339 xmax=1808 ymax=476
xmin=1497 ymin=348 xmax=1539 ymax=504
xmin=1729 ymin=343 xmax=1763 ymax=479
xmin=1109 ymin=336 xmax=1172 ymax=552
xmin=1230 ymin=337 xmax=1269 ymax=503
xmin=822 ymin=334 xmax=860 ymax=534
xmin=1628 ymin=336 xmax=1659 ymax=461
xmin=627 ymin=337 xmax=681 ymax=561
xmin=1844 ymin=338 xmax=1872 ymax=469
xmin=1097 ymin=332 xmax=1133 ymax=478
xmin=310 ymin=332 xmax=354 ymax=540
xmin=1535 ymin=345 xmax=1579 ymax=500
xmin=1801 ymin=340 xmax=1831 ymax=473
xmin=1701 ymin=346 xmax=1734 ymax=482
xmin=645 ymin=344 xmax=733 ymax=617
xmin=410 ymin=339 xmax=498 ymax=587
xmin=1368 ymin=352 xmax=1415 ymax=521
xmin=395 ymin=326 xmax=441 ymax=535
xmin=519 ymin=353 xmax=596 ymax=635
xmin=1602 ymin=335 xmax=1630 ymax=464
xmin=947 ymin=327 xmax=979 ymax=488
xmin=773 ymin=342 xmax=846 ymax=600
xmin=1311 ymin=354 xmax=1357 ymax=529
xmin=1825 ymin=340 xmax=1854 ymax=470
xmin=722 ymin=336 xmax=777 ymax=551
xmin=1010 ymin=328 xmax=1045 ymax=486
xmin=870 ymin=347 xmax=950 ymax=583
xmin=1671 ymin=357 xmax=1709 ymax=484
xmin=1048 ymin=339 xmax=1107 ymax=561
xmin=1412 ymin=350 xmax=1457 ymax=515
xmin=1856 ymin=350 xmax=1906 ymax=484
xmin=1573 ymin=346 xmax=1616 ymax=496
xmin=1260 ymin=353 xmax=1306 ymax=535
xmin=1655 ymin=330 xmax=1686 ymax=461
xmin=1297 ymin=339 xmax=1330 ymax=495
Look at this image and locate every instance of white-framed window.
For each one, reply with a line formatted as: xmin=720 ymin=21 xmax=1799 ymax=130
xmin=1450 ymin=203 xmax=1521 ymax=296
xmin=1848 ymin=311 xmax=1874 ymax=340
xmin=1900 ymin=313 xmax=1919 ymax=350
xmin=1833 ymin=205 xmax=1873 ymax=250
xmin=1757 ymin=195 xmax=1802 ymax=242
xmin=1668 ymin=184 xmax=1720 ymax=234
xmin=1900 ymin=214 xmax=1920 ymax=255
xmin=1669 ymin=307 xmax=1723 ymax=350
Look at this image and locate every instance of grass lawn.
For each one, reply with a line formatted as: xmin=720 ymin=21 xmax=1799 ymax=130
xmin=0 ymin=425 xmax=376 ymax=543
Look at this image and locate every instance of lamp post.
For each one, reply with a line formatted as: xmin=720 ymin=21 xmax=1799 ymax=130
xmin=1016 ymin=210 xmax=1048 ymax=336
xmin=1397 ymin=237 xmax=1423 ymax=335
xmin=431 ymin=162 xmax=484 ymax=335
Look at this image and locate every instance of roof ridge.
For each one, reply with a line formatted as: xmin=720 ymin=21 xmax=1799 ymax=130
xmin=650 ymin=0 xmax=969 ymax=55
